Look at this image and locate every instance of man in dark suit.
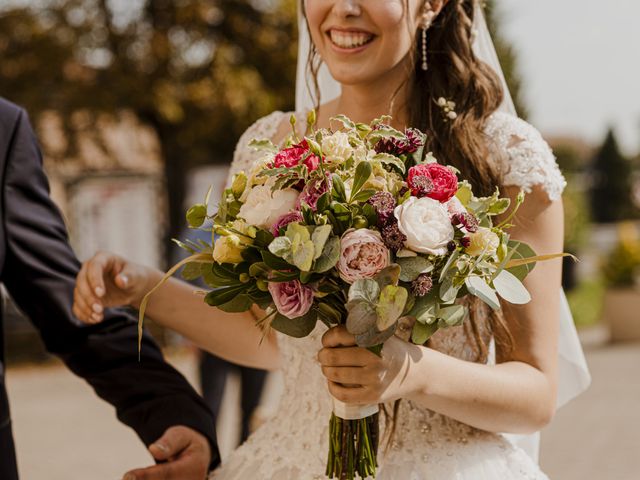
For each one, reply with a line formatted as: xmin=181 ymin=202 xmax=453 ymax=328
xmin=0 ymin=97 xmax=220 ymax=480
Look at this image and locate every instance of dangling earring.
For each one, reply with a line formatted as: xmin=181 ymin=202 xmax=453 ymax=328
xmin=421 ymin=5 xmax=436 ymax=71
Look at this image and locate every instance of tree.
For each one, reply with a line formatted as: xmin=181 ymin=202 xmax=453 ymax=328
xmin=0 ymin=0 xmax=298 ymax=257
xmin=590 ymin=129 xmax=637 ymax=222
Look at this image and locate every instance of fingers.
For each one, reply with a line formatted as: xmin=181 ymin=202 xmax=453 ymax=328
xmin=74 ymin=262 xmax=102 ymax=324
xmin=149 ymin=426 xmax=194 ymax=462
xmin=317 ymin=345 xmax=377 ymax=367
xmin=327 ymin=380 xmax=371 ymax=405
xmin=87 ymin=251 xmax=120 ymax=298
xmin=321 ymin=325 xmax=356 ymax=348
xmin=123 ymin=462 xmax=177 ymax=480
xmin=321 ymin=365 xmax=366 ymax=385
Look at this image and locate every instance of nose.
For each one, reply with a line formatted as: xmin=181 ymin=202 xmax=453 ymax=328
xmin=333 ymin=0 xmax=362 ymax=18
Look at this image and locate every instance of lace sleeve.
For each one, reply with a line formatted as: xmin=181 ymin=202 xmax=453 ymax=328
xmin=225 ymin=110 xmax=287 ymax=188
xmin=485 ymin=112 xmax=566 ymax=201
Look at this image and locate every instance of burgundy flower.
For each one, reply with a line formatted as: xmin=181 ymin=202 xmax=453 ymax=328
xmin=271 ymin=211 xmax=304 ymax=236
xmin=460 ymin=236 xmax=471 ymax=248
xmin=381 ymin=221 xmax=407 ymax=253
xmin=411 ymin=274 xmax=433 ymax=297
xmin=451 ymin=212 xmax=479 ymax=233
xmin=375 ymin=127 xmax=424 ymax=156
xmin=367 ymin=191 xmax=397 ymax=225
xmin=297 ymin=173 xmax=332 ymax=212
xmin=407 ymin=163 xmax=458 ymax=202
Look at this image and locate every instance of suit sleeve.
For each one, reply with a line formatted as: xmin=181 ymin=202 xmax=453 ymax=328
xmin=1 ymin=108 xmax=220 ymax=468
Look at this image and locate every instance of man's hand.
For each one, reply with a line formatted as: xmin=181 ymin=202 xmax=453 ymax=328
xmin=123 ymin=426 xmax=212 ymax=480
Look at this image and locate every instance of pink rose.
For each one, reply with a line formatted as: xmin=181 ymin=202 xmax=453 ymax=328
xmin=271 ymin=211 xmax=304 ymax=236
xmin=268 ymin=279 xmax=315 ymax=319
xmin=407 ymin=163 xmax=458 ymax=202
xmin=272 ymin=140 xmax=320 ymax=171
xmin=338 ymin=229 xmax=390 ymax=284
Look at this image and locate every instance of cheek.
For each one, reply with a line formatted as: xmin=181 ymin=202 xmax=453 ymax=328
xmin=304 ymin=0 xmax=330 ymax=45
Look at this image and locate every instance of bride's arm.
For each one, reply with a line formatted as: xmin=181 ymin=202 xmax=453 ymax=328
xmin=74 ymin=253 xmax=280 ymax=370
xmin=319 ymin=186 xmax=561 ymax=434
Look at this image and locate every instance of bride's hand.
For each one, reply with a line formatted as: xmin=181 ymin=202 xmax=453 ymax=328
xmin=317 ymin=325 xmax=425 ymax=405
xmin=73 ymin=251 xmax=153 ymax=324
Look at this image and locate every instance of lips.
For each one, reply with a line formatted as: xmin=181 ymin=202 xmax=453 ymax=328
xmin=328 ymin=29 xmax=375 ymax=50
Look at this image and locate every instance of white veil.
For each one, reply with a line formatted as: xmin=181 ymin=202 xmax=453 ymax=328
xmin=295 ymin=0 xmax=591 ymax=463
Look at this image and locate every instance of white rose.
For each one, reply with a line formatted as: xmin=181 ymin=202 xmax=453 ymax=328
xmin=394 ymin=196 xmax=454 ymax=256
xmin=238 ymin=185 xmax=299 ymax=230
xmin=322 ymin=131 xmax=353 ymax=163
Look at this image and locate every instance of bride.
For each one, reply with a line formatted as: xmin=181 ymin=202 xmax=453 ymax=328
xmin=73 ymin=0 xmax=590 ymax=478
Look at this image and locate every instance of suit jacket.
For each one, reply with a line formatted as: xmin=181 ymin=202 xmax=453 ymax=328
xmin=0 ymin=98 xmax=220 ymax=479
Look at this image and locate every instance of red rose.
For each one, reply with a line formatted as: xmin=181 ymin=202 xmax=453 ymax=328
xmin=407 ymin=163 xmax=458 ymax=202
xmin=272 ymin=140 xmax=320 ymax=171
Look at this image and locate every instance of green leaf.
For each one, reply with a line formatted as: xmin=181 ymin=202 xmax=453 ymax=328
xmin=375 ymin=285 xmax=408 ymax=331
xmin=465 ymin=276 xmax=501 ymax=310
xmin=254 ymin=229 xmax=275 ymax=249
xmin=506 ymin=240 xmax=538 ymax=281
xmin=270 ymin=311 xmax=317 ymax=338
xmin=311 ymin=225 xmax=333 ymax=260
xmin=181 ymin=262 xmax=203 ymax=281
xmin=439 ymin=250 xmax=460 ymax=283
xmin=332 ymin=114 xmax=356 ymax=130
xmin=317 ymin=302 xmax=342 ymax=324
xmin=346 ymin=299 xmax=378 ymax=335
xmin=316 ymin=192 xmax=331 ymax=213
xmin=268 ymin=236 xmax=292 ymax=258
xmin=411 ymin=321 xmax=438 ymax=344
xmin=455 ymin=181 xmax=473 ymax=206
xmin=372 ymin=153 xmax=406 ymax=174
xmin=186 ymin=204 xmax=207 ymax=228
xmin=204 ymin=285 xmax=249 ymax=306
xmin=488 ymin=198 xmax=511 ymax=215
xmin=331 ymin=174 xmax=347 ymax=202
xmin=397 ymin=257 xmax=434 ymax=282
xmin=217 ymin=294 xmax=253 ymax=313
xmin=348 ymin=279 xmax=381 ymax=304
xmin=349 ymin=188 xmax=377 ymax=204
xmin=248 ymin=138 xmax=278 ymax=153
xmin=313 ymin=236 xmax=340 ymax=273
xmin=493 ymin=269 xmax=531 ymax=304
xmin=439 ymin=275 xmax=460 ymax=303
xmin=436 ymin=304 xmax=466 ymax=327
xmin=373 ymin=264 xmax=401 ymax=289
xmin=249 ymin=262 xmax=270 ymax=278
xmin=350 ymin=161 xmax=373 ymax=201
xmin=261 ymin=250 xmax=293 ymax=270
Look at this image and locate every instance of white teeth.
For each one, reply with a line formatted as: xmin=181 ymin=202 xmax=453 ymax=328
xmin=329 ymin=30 xmax=373 ymax=49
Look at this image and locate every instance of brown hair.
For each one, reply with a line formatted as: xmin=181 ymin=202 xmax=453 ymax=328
xmin=301 ymin=0 xmax=514 ymax=443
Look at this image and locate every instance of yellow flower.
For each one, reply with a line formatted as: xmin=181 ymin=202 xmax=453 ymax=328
xmin=465 ymin=227 xmax=500 ymax=257
xmin=212 ymin=235 xmax=245 ymax=264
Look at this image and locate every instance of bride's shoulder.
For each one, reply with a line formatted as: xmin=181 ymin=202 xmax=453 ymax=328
xmin=484 ymin=111 xmax=566 ymax=202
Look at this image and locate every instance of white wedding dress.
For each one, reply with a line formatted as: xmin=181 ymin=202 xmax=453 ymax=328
xmin=210 ymin=110 xmax=566 ymax=480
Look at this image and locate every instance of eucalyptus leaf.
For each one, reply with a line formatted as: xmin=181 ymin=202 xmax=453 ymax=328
xmin=439 ymin=275 xmax=460 ymax=303
xmin=346 ymin=300 xmax=378 ymax=335
xmin=375 ymin=285 xmax=408 ymax=331
xmin=493 ymin=269 xmax=531 ymax=304
xmin=373 ymin=264 xmax=401 ymax=289
xmin=355 ymin=324 xmax=397 ymax=348
xmin=437 ymin=304 xmax=466 ymax=327
xmin=397 ymin=257 xmax=434 ymax=282
xmin=439 ymin=250 xmax=460 ymax=282
xmin=311 ymin=225 xmax=333 ymax=260
xmin=270 ymin=311 xmax=318 ymax=338
xmin=313 ymin=236 xmax=340 ymax=273
xmin=506 ymin=240 xmax=538 ymax=281
xmin=268 ymin=236 xmax=292 ymax=258
xmin=348 ymin=279 xmax=381 ymax=304
xmin=411 ymin=321 xmax=438 ymax=345
xmin=465 ymin=276 xmax=501 ymax=310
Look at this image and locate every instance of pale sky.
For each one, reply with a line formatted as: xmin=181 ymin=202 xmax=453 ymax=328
xmin=501 ymin=0 xmax=639 ymax=154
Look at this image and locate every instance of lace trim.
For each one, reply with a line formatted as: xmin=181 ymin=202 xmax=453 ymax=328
xmin=486 ymin=112 xmax=567 ymax=201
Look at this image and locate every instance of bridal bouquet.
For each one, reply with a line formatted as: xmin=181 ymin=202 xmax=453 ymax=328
xmin=140 ymin=112 xmax=560 ymax=479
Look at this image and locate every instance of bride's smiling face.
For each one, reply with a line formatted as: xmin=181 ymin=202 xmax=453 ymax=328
xmin=305 ymin=0 xmax=424 ymax=86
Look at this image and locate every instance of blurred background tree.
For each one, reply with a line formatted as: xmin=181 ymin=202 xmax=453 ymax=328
xmin=589 ymin=129 xmax=638 ymax=223
xmin=0 ymin=0 xmax=299 ymax=254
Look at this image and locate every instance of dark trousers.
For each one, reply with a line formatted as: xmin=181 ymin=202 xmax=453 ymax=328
xmin=0 ymin=420 xmax=19 ymax=480
xmin=198 ymin=352 xmax=267 ymax=443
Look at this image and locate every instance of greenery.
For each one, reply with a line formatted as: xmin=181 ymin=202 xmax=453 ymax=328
xmin=567 ymin=277 xmax=605 ymax=328
xmin=602 ymin=225 xmax=640 ymax=287
xmin=589 ymin=129 xmax=638 ymax=223
xmin=0 ymin=0 xmax=299 ymax=248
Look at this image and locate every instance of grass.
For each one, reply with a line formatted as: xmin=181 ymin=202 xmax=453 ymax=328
xmin=566 ymin=276 xmax=606 ymax=328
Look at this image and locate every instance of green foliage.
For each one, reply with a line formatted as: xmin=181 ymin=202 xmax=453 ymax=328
xmin=602 ymin=228 xmax=640 ymax=287
xmin=589 ymin=129 xmax=638 ymax=223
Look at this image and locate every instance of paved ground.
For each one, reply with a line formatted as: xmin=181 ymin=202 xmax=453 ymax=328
xmin=6 ymin=334 xmax=639 ymax=480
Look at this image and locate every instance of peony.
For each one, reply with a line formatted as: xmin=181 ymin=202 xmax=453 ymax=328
xmin=407 ymin=163 xmax=458 ymax=202
xmin=238 ymin=185 xmax=299 ymax=230
xmin=272 ymin=139 xmax=320 ymax=171
xmin=394 ymin=196 xmax=455 ymax=256
xmin=212 ymin=235 xmax=245 ymax=264
xmin=322 ymin=131 xmax=353 ymax=163
xmin=268 ymin=279 xmax=315 ymax=319
xmin=465 ymin=227 xmax=500 ymax=257
xmin=271 ymin=211 xmax=304 ymax=236
xmin=338 ymin=229 xmax=390 ymax=284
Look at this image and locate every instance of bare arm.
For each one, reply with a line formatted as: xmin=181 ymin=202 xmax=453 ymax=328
xmin=320 ymin=186 xmax=562 ymax=434
xmin=74 ymin=253 xmax=280 ymax=370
